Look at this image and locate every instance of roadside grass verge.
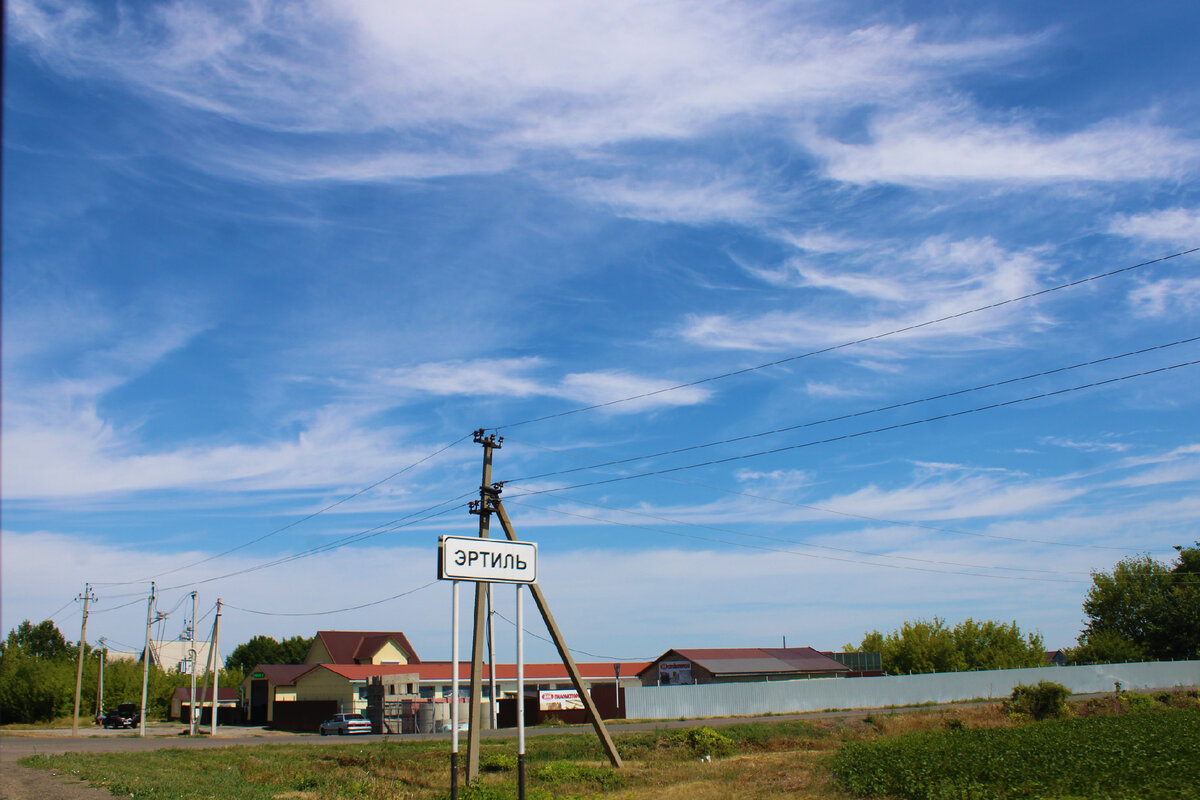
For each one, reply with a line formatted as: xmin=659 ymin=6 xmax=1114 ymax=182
xmin=19 ymin=696 xmax=1198 ymax=800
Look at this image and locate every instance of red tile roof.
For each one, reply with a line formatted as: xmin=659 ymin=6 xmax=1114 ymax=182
xmin=311 ymin=630 xmax=420 ymax=664
xmin=248 ymin=664 xmax=316 ymax=686
xmin=308 ymin=661 xmax=647 ymax=682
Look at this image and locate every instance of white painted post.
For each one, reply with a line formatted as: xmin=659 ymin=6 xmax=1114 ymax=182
xmin=516 ymin=583 xmax=525 ymax=800
xmin=451 ymin=580 xmax=460 ymax=800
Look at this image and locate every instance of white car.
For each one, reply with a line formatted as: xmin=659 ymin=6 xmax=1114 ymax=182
xmin=319 ymin=712 xmax=371 ymax=735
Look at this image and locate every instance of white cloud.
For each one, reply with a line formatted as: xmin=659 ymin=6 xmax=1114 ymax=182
xmin=1109 ymin=207 xmax=1200 ymax=245
xmin=372 ymin=359 xmax=710 ymax=412
xmin=681 ymin=236 xmax=1050 ymax=353
xmin=806 ymin=106 xmax=1199 ymax=186
xmin=571 ymin=174 xmax=769 ymax=226
xmin=1127 ymin=277 xmax=1200 ymax=319
xmin=804 ymin=381 xmax=870 ymax=399
xmin=7 ymin=0 xmax=1044 ymax=181
xmin=0 ymin=528 xmax=1102 ymax=660
xmin=1040 ymin=436 xmax=1131 ymax=453
xmin=0 ymin=400 xmax=439 ymax=499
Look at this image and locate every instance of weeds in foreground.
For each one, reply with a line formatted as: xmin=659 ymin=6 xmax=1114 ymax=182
xmin=18 ymin=694 xmax=1199 ymax=800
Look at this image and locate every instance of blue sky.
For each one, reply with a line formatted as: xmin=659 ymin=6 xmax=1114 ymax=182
xmin=3 ymin=0 xmax=1199 ymax=664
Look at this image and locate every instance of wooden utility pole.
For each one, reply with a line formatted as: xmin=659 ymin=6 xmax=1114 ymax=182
xmin=465 ymin=429 xmax=500 ymax=781
xmin=494 ymin=500 xmax=623 ymax=768
xmin=189 ymin=592 xmax=199 ymax=735
xmin=71 ymin=584 xmax=95 ymax=736
xmin=211 ymin=599 xmax=222 ymax=736
xmin=96 ymin=637 xmax=107 ymax=721
xmin=140 ymin=582 xmax=156 ymax=738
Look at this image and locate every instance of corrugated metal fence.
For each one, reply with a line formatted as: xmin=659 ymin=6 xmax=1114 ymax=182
xmin=624 ymin=660 xmax=1200 ymax=720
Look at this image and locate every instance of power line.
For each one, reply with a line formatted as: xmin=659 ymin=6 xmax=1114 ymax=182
xmin=519 ymin=492 xmax=1091 ymax=575
xmin=503 ymin=498 xmax=1087 ymax=584
xmin=158 ymin=500 xmax=469 ymax=592
xmin=505 ymin=336 xmax=1200 ymax=485
xmin=503 ymin=359 xmax=1200 ymax=496
xmin=91 ymin=596 xmax=151 ymax=615
xmin=490 ymin=610 xmax=653 ymax=662
xmin=223 ymin=581 xmax=438 ymax=617
xmin=133 ymin=434 xmax=474 ymax=585
xmin=41 ymin=597 xmax=80 ymax=623
xmin=490 ymin=248 xmax=1198 ymax=431
xmin=506 ymin=437 xmax=1146 ymax=553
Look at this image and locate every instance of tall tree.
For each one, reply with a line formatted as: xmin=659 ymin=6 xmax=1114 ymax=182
xmin=225 ymin=634 xmax=313 ymax=672
xmin=2 ymin=620 xmax=72 ymax=660
xmin=1074 ymin=542 xmax=1200 ymax=662
xmin=855 ymin=617 xmax=1043 ymax=674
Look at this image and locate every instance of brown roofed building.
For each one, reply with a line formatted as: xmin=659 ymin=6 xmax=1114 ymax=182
xmin=639 ymin=647 xmax=850 ymax=686
xmin=305 ymin=631 xmax=420 ymax=666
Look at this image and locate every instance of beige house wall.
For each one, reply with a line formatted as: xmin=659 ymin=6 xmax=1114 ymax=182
xmin=306 ymin=639 xmax=334 ymax=664
xmin=370 ymin=641 xmax=409 ymax=665
xmin=295 ymin=668 xmax=363 ymax=713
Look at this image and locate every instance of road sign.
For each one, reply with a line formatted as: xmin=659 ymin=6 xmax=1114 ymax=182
xmin=439 ymin=535 xmax=537 ymax=584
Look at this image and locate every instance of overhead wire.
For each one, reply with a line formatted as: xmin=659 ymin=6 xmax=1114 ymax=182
xmin=158 ymin=498 xmax=470 ymax=592
xmin=505 ymin=428 xmax=1148 ymax=552
xmin=505 ymin=335 xmax=1200 ymax=485
xmin=489 ymin=248 xmax=1198 ymax=431
xmin=490 ymin=610 xmax=653 ymax=662
xmin=129 ymin=433 xmax=475 ymax=586
xmin=501 ymin=359 xmax=1200 ymax=497
xmin=41 ymin=597 xmax=80 ymax=623
xmin=515 ymin=491 xmax=1092 ymax=575
xmin=503 ymin=497 xmax=1087 ymax=584
xmin=223 ymin=581 xmax=438 ymax=617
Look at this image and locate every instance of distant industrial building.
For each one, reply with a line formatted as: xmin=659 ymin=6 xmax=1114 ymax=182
xmin=639 ymin=647 xmax=853 ymax=685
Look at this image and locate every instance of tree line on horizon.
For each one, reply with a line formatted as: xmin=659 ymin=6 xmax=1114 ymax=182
xmin=845 ymin=542 xmax=1199 ymax=673
xmin=2 ymin=545 xmax=1195 ymax=724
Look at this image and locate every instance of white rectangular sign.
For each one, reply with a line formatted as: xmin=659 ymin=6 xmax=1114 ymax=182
xmin=539 ymin=689 xmax=584 ymax=711
xmin=439 ymin=535 xmax=537 ymax=584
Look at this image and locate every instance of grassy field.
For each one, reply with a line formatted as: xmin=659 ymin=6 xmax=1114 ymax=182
xmin=18 ymin=692 xmax=1200 ymax=800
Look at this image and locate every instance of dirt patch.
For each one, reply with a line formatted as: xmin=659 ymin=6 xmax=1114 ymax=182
xmin=0 ymin=763 xmax=118 ymax=800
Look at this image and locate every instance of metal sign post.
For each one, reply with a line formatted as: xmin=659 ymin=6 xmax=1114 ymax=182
xmin=451 ymin=580 xmax=460 ymax=800
xmin=516 ymin=583 xmax=526 ymax=800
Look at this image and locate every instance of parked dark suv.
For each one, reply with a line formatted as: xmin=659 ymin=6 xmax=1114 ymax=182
xmin=102 ymin=703 xmax=140 ymax=729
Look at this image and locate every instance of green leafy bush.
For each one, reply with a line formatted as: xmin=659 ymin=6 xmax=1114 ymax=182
xmin=1004 ymin=681 xmax=1071 ymax=720
xmin=479 ymin=753 xmax=517 ymax=772
xmin=531 ymin=760 xmax=623 ymax=789
xmin=669 ymin=726 xmax=735 ymax=757
xmin=1120 ymin=692 xmax=1156 ymax=712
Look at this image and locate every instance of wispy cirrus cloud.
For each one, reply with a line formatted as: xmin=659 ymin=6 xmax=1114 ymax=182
xmin=7 ymin=0 xmax=1043 ymax=182
xmin=1109 ymin=207 xmax=1200 ymax=246
xmin=805 ymin=105 xmax=1199 ymax=186
xmin=369 ymin=358 xmax=710 ymax=412
xmin=681 ymin=236 xmax=1050 ymax=353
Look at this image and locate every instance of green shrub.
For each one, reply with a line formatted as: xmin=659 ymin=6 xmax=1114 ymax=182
xmin=1004 ymin=681 xmax=1071 ymax=720
xmin=480 ymin=753 xmax=517 ymax=773
xmin=1121 ymin=692 xmax=1156 ymax=713
xmin=669 ymin=726 xmax=735 ymax=757
xmin=532 ymin=760 xmax=623 ymax=789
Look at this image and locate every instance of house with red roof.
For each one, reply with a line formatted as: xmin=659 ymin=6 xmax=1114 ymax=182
xmin=241 ymin=628 xmax=646 ymax=730
xmin=305 ymin=630 xmax=420 ymax=666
